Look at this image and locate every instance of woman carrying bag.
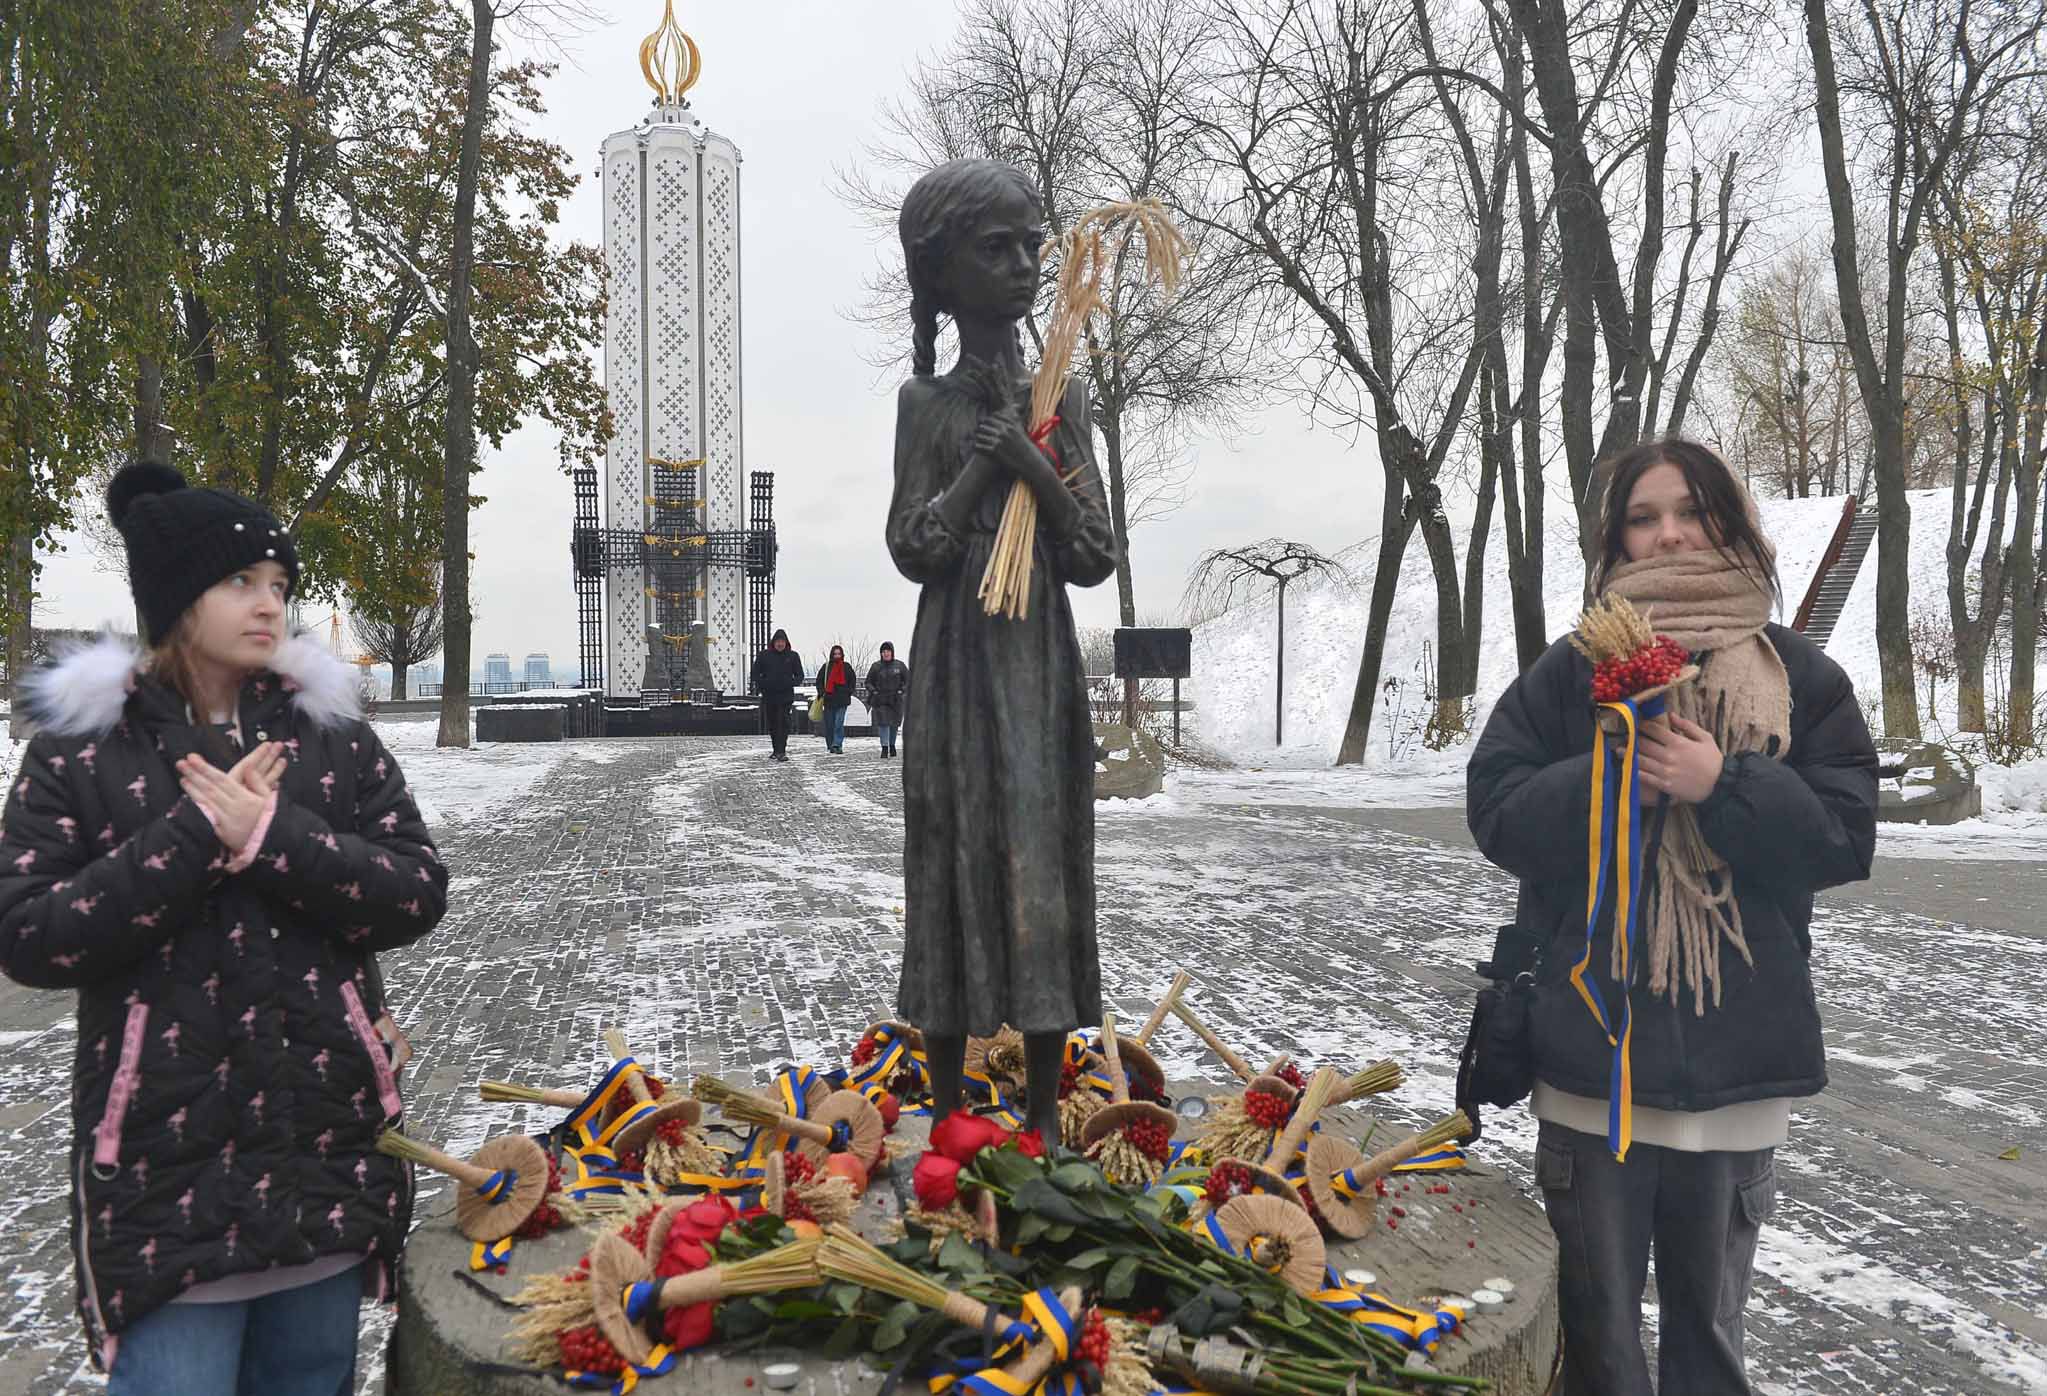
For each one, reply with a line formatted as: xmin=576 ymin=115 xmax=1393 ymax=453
xmin=1465 ymin=439 xmax=1876 ymax=1396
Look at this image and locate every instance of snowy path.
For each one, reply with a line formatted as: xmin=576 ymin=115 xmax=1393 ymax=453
xmin=0 ymin=730 xmax=2039 ymax=1393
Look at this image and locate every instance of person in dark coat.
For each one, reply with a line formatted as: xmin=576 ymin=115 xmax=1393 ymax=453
xmin=865 ymin=642 xmax=909 ymax=757
xmin=0 ymin=460 xmax=448 ymax=1393
xmin=1466 ymin=439 xmax=1876 ymax=1396
xmin=816 ymin=645 xmax=857 ymax=754
xmin=886 ymin=159 xmax=1120 ymax=1143
xmin=750 ymin=629 xmax=802 ymax=762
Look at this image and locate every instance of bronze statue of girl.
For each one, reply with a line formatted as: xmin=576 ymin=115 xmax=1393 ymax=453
xmin=887 ymin=159 xmax=1120 ymax=1142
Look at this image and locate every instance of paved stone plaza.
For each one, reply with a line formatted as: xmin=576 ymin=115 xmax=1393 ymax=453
xmin=0 ymin=722 xmax=2040 ymax=1394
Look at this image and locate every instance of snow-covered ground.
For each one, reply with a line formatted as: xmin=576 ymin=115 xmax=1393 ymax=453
xmin=1189 ymin=487 xmax=2047 ymax=858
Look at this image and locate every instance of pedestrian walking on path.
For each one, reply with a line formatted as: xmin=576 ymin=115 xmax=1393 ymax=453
xmin=1466 ymin=439 xmax=1877 ymax=1396
xmin=885 ymin=159 xmax=1120 ymax=1143
xmin=750 ymin=628 xmax=803 ymax=761
xmin=866 ymin=642 xmax=909 ymax=757
xmin=816 ymin=645 xmax=857 ymax=753
xmin=0 ymin=459 xmax=449 ymax=1395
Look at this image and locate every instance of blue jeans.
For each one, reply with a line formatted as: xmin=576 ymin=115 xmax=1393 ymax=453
xmin=877 ymin=722 xmax=898 ymax=751
xmin=107 ymin=1262 xmax=361 ymax=1396
xmin=823 ymin=705 xmax=848 ymax=750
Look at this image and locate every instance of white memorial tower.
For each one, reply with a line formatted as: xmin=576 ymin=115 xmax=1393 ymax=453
xmin=596 ymin=2 xmax=750 ymax=698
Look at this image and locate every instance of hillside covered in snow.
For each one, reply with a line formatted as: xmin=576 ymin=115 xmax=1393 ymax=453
xmin=1188 ymin=488 xmax=2012 ymax=770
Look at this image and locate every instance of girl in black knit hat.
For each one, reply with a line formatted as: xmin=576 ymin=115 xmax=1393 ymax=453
xmin=0 ymin=460 xmax=448 ymax=1393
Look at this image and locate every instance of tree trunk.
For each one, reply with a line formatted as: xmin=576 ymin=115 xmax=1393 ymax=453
xmin=2009 ymin=349 xmax=2046 ymax=747
xmin=437 ymin=1 xmax=492 ymax=749
xmin=1100 ymin=414 xmax=1137 ymax=627
xmin=1412 ymin=481 xmax=1468 ymax=736
xmin=6 ymin=527 xmax=33 ymax=739
xmin=391 ymin=658 xmax=409 ymax=703
xmin=1336 ymin=478 xmax=1415 ymax=765
xmin=1871 ymin=409 xmax=1921 ymax=738
xmin=1461 ymin=430 xmax=1498 ymax=701
xmin=1274 ymin=576 xmax=1287 ymax=746
xmin=134 ymin=354 xmax=173 ymax=460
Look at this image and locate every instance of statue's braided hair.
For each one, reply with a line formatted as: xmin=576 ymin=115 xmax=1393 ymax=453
xmin=898 ymin=159 xmax=1042 ymax=377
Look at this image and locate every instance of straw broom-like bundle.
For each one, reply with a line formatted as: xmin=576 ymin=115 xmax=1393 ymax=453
xmin=376 ymin=1129 xmax=549 ymax=1242
xmin=1333 ymin=1059 xmax=1404 ymax=1105
xmin=1191 ymin=1074 xmax=1298 ymax=1165
xmin=1302 ymin=1111 xmax=1473 ymax=1240
xmin=694 ymin=1077 xmax=885 ymax=1170
xmin=1082 ymin=1012 xmax=1177 ymax=1186
xmin=977 ymin=201 xmax=1190 ymax=620
xmin=818 ymin=1225 xmax=1082 ymax=1386
xmin=589 ymin=1231 xmax=825 ymax=1366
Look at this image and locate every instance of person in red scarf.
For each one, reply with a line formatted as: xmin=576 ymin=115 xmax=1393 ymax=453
xmin=816 ymin=644 xmax=857 ymax=753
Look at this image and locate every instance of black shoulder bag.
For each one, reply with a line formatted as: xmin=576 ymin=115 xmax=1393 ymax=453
xmin=1452 ymin=922 xmax=1547 ymax=1144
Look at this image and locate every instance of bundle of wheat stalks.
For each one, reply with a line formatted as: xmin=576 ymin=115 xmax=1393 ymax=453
xmin=977 ymin=200 xmax=1190 ymax=620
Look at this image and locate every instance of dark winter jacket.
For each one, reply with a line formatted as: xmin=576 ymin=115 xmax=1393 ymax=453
xmin=1466 ymin=624 xmax=1876 ymax=1113
xmin=0 ymin=633 xmax=447 ymax=1365
xmin=865 ymin=658 xmax=909 ymax=727
xmin=817 ymin=659 xmax=857 ymax=709
xmin=751 ymin=632 xmax=803 ymax=700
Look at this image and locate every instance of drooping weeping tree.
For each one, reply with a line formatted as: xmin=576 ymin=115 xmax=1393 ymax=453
xmin=1184 ymin=539 xmax=1348 ymax=746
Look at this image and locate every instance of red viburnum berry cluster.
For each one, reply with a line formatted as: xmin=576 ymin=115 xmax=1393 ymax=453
xmin=850 ymin=1036 xmax=878 ymax=1066
xmin=556 ymin=1323 xmax=626 ymax=1377
xmin=1203 ymin=1161 xmax=1253 ymax=1210
xmin=1273 ymin=1061 xmax=1307 ymax=1092
xmin=1123 ymin=1118 xmax=1172 ymax=1163
xmin=616 ymin=1147 xmax=645 ymax=1174
xmin=784 ymin=1151 xmax=819 ymax=1184
xmin=1298 ymin=1184 xmax=1325 ymax=1226
xmin=1591 ymin=636 xmax=1689 ymax=703
xmin=616 ymin=1207 xmax=658 ymax=1252
xmin=1057 ymin=1061 xmax=1081 ymax=1099
xmin=1244 ymin=1090 xmax=1292 ymax=1130
xmin=513 ymin=1153 xmax=565 ymax=1238
xmin=1127 ymin=1072 xmax=1166 ymax=1104
xmin=1076 ymin=1308 xmax=1112 ymax=1368
xmin=654 ymin=1118 xmax=693 ymax=1149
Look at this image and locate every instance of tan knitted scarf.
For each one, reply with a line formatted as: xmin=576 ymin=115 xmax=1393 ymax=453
xmin=1603 ymin=549 xmax=1789 ymax=1015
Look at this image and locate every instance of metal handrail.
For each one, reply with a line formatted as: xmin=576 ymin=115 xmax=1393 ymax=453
xmin=1792 ymin=496 xmax=1860 ymax=634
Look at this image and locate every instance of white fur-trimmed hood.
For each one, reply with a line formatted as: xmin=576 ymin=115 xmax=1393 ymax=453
xmin=21 ymin=630 xmax=364 ymax=738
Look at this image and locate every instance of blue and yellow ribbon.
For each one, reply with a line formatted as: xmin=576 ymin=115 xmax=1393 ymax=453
xmin=1390 ymin=1145 xmax=1467 ymax=1173
xmin=925 ymin=1287 xmax=1085 ymax=1395
xmin=1570 ymin=692 xmax=1664 ymax=1161
xmin=566 ymin=1342 xmax=676 ymax=1394
xmin=468 ymin=1236 xmax=513 ymax=1271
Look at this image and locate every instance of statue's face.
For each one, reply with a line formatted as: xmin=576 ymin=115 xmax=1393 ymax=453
xmin=937 ymin=188 xmax=1043 ymax=323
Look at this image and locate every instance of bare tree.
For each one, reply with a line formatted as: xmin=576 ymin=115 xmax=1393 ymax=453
xmin=1802 ymin=0 xmax=2045 ymax=739
xmin=352 ymin=589 xmax=444 ymax=701
xmin=1185 ymin=539 xmax=1348 ymax=744
xmin=836 ymin=0 xmax=1274 ymax=625
xmin=1185 ymin=0 xmax=1500 ymax=761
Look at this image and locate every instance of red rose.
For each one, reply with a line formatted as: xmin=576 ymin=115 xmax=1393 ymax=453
xmin=662 ymin=1300 xmax=716 ymax=1353
xmin=875 ymin=1091 xmax=902 ymax=1131
xmin=929 ymin=1112 xmax=1011 ymax=1164
xmin=673 ymin=1195 xmax=737 ymax=1244
xmin=912 ymin=1152 xmax=963 ymax=1210
xmin=655 ymin=1234 xmax=710 ymax=1278
xmin=1013 ymin=1130 xmax=1048 ymax=1159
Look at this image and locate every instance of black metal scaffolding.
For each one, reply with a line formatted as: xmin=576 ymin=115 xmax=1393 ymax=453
xmin=570 ymin=458 xmax=776 ymax=701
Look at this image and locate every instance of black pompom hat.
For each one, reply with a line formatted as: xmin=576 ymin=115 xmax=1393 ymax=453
xmin=106 ymin=458 xmax=301 ymax=644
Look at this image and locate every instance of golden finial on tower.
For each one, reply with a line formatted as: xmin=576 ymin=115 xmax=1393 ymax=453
xmin=640 ymin=0 xmax=702 ymax=106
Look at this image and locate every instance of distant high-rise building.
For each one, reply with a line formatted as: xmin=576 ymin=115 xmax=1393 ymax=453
xmin=484 ymin=653 xmax=514 ymax=686
xmin=524 ymin=653 xmax=552 ymax=687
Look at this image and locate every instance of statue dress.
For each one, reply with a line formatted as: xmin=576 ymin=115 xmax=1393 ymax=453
xmin=885 ymin=361 xmax=1119 ymax=1038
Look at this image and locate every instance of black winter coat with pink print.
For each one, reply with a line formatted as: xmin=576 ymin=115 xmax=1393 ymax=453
xmin=0 ymin=633 xmax=447 ymax=1366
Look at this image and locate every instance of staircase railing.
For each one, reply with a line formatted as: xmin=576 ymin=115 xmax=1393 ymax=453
xmin=1793 ymin=495 xmax=1860 ymax=633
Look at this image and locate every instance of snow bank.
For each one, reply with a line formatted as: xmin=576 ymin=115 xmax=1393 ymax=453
xmin=1191 ymin=493 xmax=1848 ymax=766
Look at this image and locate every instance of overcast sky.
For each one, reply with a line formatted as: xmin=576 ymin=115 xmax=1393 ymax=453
xmin=39 ymin=1 xmax=1385 ymax=677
